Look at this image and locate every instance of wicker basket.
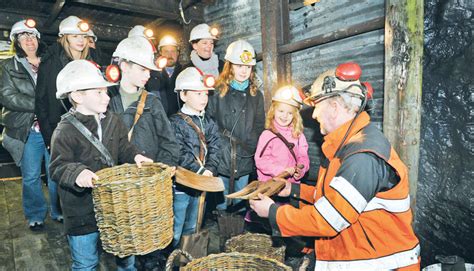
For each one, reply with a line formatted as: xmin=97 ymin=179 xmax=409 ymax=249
xmin=165 ymin=249 xmax=292 ymax=271
xmin=93 ymin=162 xmax=174 ymax=257
xmin=225 ymin=232 xmax=286 ymax=263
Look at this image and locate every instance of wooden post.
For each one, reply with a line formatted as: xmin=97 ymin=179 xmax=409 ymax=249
xmin=260 ymin=0 xmax=291 ymax=110
xmin=383 ymin=0 xmax=424 ymax=210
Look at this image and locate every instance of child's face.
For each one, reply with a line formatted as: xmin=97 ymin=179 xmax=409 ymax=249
xmin=180 ymin=90 xmax=209 ymax=113
xmin=274 ymin=102 xmax=295 ymax=127
xmin=67 ymin=34 xmax=87 ymax=54
xmin=192 ymin=39 xmax=214 ymax=59
xmin=122 ymin=62 xmax=151 ymax=88
xmin=74 ymin=88 xmax=110 ymax=115
xmin=232 ymin=64 xmax=252 ymax=83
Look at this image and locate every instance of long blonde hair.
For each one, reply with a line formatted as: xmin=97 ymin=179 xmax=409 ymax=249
xmin=58 ymin=35 xmax=89 ymax=60
xmin=265 ymin=101 xmax=304 ymax=138
xmin=215 ymin=61 xmax=258 ymax=97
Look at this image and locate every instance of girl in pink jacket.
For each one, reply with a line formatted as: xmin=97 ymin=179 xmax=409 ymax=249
xmin=255 ymin=86 xmax=310 ymax=183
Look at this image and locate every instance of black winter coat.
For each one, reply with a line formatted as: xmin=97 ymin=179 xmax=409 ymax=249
xmin=146 ymin=63 xmax=183 ymax=116
xmin=49 ymin=111 xmax=138 ymax=235
xmin=206 ymin=86 xmax=265 ymax=177
xmin=108 ymin=86 xmax=179 ymax=166
xmin=169 ymin=110 xmax=220 ymax=175
xmin=35 ymin=43 xmax=74 ymax=148
xmin=0 ymin=56 xmax=36 ymax=142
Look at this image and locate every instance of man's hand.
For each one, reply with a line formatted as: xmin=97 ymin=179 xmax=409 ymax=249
xmin=75 ymin=169 xmax=99 ymax=188
xmin=202 ymin=169 xmax=213 ymax=177
xmin=274 ymin=177 xmax=291 ymax=197
xmin=134 ymin=154 xmax=153 ymax=168
xmin=249 ymin=193 xmax=275 ymax=218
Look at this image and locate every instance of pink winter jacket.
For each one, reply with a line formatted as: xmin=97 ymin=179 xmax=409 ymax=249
xmin=254 ymin=121 xmax=310 ymax=183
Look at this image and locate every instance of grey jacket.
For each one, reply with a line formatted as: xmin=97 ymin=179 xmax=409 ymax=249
xmin=0 ymin=56 xmax=37 ymax=165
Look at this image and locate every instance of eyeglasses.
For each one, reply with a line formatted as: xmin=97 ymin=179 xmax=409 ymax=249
xmin=17 ymin=33 xmax=37 ymax=41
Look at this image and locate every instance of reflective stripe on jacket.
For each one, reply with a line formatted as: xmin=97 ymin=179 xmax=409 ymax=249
xmin=268 ymin=112 xmax=420 ymax=271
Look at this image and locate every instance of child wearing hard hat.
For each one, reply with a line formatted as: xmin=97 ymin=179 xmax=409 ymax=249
xmin=35 ymin=15 xmax=95 ymax=151
xmin=169 ymin=67 xmax=220 ymax=247
xmin=107 ymin=35 xmax=179 ymax=270
xmin=246 ymin=86 xmax=310 ymax=224
xmin=207 ymin=39 xmax=265 ymax=213
xmin=255 ymin=85 xmax=310 ymax=184
xmin=187 ymin=23 xmax=224 ymax=77
xmin=49 ymin=59 xmax=153 ymax=270
xmin=108 ymin=36 xmax=179 ymax=167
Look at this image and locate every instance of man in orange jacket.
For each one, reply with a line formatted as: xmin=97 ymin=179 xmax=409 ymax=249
xmin=250 ymin=62 xmax=420 ymax=271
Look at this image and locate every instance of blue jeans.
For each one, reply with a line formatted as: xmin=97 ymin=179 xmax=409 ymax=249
xmin=216 ymin=174 xmax=249 ymax=211
xmin=67 ymin=232 xmax=136 ymax=271
xmin=173 ymin=190 xmax=199 ymax=247
xmin=21 ymin=129 xmax=61 ymax=223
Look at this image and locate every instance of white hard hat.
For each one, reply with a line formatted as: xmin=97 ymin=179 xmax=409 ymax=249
xmin=87 ymin=30 xmax=97 ymax=42
xmin=273 ymin=85 xmax=303 ymax=108
xmin=128 ymin=25 xmax=154 ymax=39
xmin=10 ymin=19 xmax=41 ymax=42
xmin=305 ymin=62 xmax=367 ymax=106
xmin=189 ymin=23 xmax=218 ymax=42
xmin=224 ymin=39 xmax=256 ymax=66
xmin=58 ymin=16 xmax=89 ymax=37
xmin=113 ymin=36 xmax=158 ymax=71
xmin=158 ymin=35 xmax=178 ymax=49
xmin=56 ymin=60 xmax=117 ymax=99
xmin=175 ymin=67 xmax=215 ymax=91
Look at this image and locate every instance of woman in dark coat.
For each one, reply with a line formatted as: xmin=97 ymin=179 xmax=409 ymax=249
xmin=35 ymin=15 xmax=92 ymax=149
xmin=207 ymin=40 xmax=265 ymax=212
xmin=0 ymin=19 xmax=62 ymax=230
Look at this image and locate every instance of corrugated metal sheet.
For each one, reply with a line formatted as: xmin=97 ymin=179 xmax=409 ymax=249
xmin=204 ymin=0 xmax=262 ymax=57
xmin=204 ymin=0 xmax=385 ymax=179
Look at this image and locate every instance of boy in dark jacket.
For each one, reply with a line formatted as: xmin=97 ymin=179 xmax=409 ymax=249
xmin=108 ymin=35 xmax=179 ymax=167
xmin=49 ymin=60 xmax=152 ymax=271
xmin=169 ymin=67 xmax=220 ymax=246
xmin=107 ymin=35 xmax=179 ymax=270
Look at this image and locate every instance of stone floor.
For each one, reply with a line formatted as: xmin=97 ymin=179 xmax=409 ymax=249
xmin=0 ymin=179 xmax=307 ymax=270
xmin=0 ymin=180 xmax=116 ymax=271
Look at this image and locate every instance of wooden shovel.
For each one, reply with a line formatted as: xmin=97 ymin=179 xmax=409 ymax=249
xmin=176 ymin=191 xmax=209 ymax=265
xmin=226 ymin=164 xmax=304 ymax=200
xmin=175 ymin=166 xmax=224 ymax=192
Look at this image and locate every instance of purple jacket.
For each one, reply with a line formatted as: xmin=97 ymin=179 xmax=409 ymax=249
xmin=255 ymin=121 xmax=310 ymax=183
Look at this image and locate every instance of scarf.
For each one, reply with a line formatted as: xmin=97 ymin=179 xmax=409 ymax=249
xmin=190 ymin=50 xmax=219 ymax=77
xmin=230 ymin=79 xmax=249 ymax=92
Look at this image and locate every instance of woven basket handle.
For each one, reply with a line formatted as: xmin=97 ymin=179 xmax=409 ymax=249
xmin=165 ymin=249 xmax=194 ymax=271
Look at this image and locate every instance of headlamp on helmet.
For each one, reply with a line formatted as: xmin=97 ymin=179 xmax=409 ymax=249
xmin=194 ymin=67 xmax=216 ymax=88
xmin=203 ymin=75 xmax=216 ymax=88
xmin=105 ymin=64 xmax=121 ymax=83
xmin=210 ymin=27 xmax=219 ymax=38
xmin=77 ymin=21 xmax=90 ymax=32
xmin=156 ymin=56 xmax=168 ymax=70
xmin=175 ymin=67 xmax=215 ymax=92
xmin=25 ymin=18 xmax=36 ymax=28
xmin=144 ymin=28 xmax=154 ymax=39
xmin=158 ymin=35 xmax=178 ymax=49
xmin=87 ymin=60 xmax=121 ymax=84
xmin=273 ymin=85 xmax=304 ymax=108
xmin=305 ymin=62 xmax=374 ymax=107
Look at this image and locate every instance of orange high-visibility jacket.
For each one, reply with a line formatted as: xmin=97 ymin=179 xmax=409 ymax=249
xmin=268 ymin=112 xmax=420 ymax=271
